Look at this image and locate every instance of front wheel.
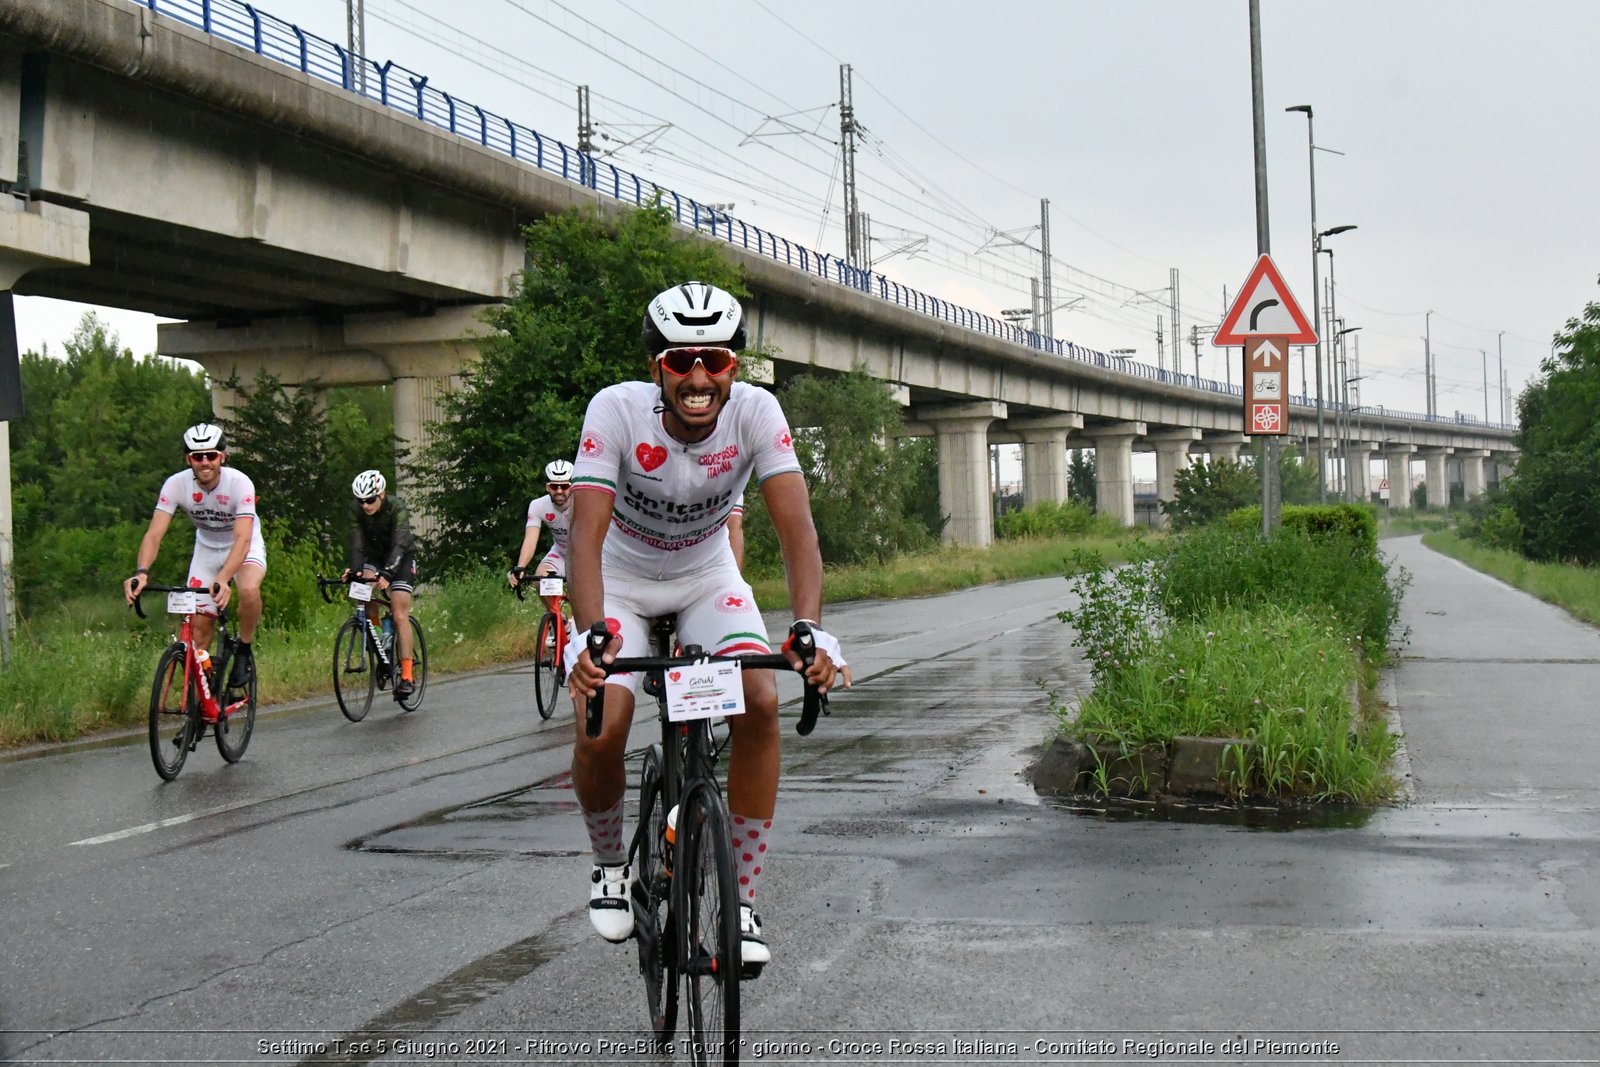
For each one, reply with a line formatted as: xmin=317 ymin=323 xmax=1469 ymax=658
xmin=678 ymin=785 xmax=740 ymax=1065
xmin=534 ymin=611 xmax=562 ymax=720
xmin=214 ymin=649 xmax=257 ymax=763
xmin=333 ymin=617 xmax=375 ymax=722
xmin=635 ymin=745 xmax=678 ymax=1043
xmin=148 ymin=643 xmax=197 ymax=782
xmin=396 ymin=618 xmax=428 ymax=712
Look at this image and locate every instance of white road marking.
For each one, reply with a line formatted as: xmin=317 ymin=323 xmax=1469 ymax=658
xmin=69 ymin=798 xmax=262 ymax=846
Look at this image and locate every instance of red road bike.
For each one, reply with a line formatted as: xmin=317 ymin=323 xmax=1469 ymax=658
xmin=513 ymin=569 xmax=570 ymax=720
xmin=134 ymin=583 xmax=257 ymax=781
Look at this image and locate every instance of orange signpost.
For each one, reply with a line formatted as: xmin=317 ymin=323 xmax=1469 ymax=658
xmin=1246 ymin=336 xmax=1289 ymax=436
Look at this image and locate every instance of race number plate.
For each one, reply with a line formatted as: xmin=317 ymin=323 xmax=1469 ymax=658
xmin=166 ymin=590 xmax=200 ymax=616
xmin=664 ymin=660 xmax=746 ymax=722
xmin=538 ymin=577 xmax=565 ymax=598
xmin=348 ymin=582 xmax=374 ymax=603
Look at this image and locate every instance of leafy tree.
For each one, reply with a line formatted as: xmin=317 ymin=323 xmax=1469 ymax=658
xmin=1504 ymin=287 xmax=1600 ymax=563
xmin=1161 ymin=457 xmax=1258 ymax=529
xmin=740 ymin=368 xmax=940 ymax=572
xmin=410 ymin=203 xmax=743 ymax=573
xmin=1068 ymin=449 xmax=1096 ymax=507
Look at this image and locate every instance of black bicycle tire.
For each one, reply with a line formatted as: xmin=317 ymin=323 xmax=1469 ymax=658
xmin=678 ymin=783 xmax=740 ymax=1066
xmin=634 ymin=744 xmax=679 ymax=1043
xmin=397 ymin=617 xmax=428 ymax=711
xmin=148 ymin=643 xmax=195 ymax=782
xmin=214 ymin=648 xmax=257 ymax=763
xmin=534 ymin=611 xmax=560 ymax=720
xmin=333 ymin=616 xmax=375 ymax=722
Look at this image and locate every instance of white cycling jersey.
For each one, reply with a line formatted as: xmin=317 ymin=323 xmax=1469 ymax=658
xmin=571 ymin=380 xmax=799 ymax=577
xmin=525 ymin=492 xmax=572 ymax=568
xmin=156 ymin=467 xmax=265 ymax=555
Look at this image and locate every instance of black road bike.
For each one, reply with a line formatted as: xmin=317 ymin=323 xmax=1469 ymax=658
xmin=318 ymin=574 xmax=429 ymax=720
xmin=583 ymin=618 xmax=827 ymax=1065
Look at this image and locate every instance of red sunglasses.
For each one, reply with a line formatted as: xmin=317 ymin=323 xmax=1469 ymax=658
xmin=657 ymin=347 xmax=738 ymax=377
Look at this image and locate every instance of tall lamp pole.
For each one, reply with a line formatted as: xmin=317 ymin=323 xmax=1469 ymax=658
xmin=1335 ymin=324 xmax=1361 ymax=500
xmin=1284 ymin=105 xmax=1323 ymax=500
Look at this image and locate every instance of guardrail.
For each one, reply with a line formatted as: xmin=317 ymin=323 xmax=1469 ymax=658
xmin=134 ymin=0 xmax=1514 ymax=432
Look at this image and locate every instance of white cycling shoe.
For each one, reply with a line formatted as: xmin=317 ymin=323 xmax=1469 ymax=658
xmin=739 ymin=904 xmax=771 ymax=970
xmin=588 ymin=863 xmax=634 ymax=942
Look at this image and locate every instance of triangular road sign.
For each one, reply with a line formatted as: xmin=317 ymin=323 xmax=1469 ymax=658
xmin=1212 ymin=254 xmax=1318 ymax=346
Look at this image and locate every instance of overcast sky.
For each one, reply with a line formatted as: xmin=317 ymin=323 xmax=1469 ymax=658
xmin=19 ymin=0 xmax=1598 ymax=426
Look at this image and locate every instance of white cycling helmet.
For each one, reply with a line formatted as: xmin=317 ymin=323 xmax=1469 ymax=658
xmin=352 ymin=470 xmax=386 ymax=500
xmin=642 ymin=281 xmax=746 ymax=354
xmin=182 ymin=423 xmax=226 ymax=453
xmin=544 ymin=459 xmax=574 ymax=484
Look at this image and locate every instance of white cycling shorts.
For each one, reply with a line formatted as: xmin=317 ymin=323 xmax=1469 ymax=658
xmin=186 ymin=533 xmax=267 ymax=616
xmin=570 ymin=564 xmax=772 ymax=695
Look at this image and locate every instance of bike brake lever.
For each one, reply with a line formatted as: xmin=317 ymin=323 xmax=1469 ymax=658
xmin=583 ymin=621 xmax=611 ymax=739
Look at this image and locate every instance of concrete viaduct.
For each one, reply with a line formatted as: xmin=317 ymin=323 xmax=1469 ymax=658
xmin=0 ymin=0 xmax=1517 ymax=547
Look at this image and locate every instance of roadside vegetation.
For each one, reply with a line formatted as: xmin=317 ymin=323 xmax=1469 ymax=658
xmin=1054 ymin=501 xmax=1409 ymax=804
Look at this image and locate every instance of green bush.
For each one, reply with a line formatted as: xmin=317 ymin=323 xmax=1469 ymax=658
xmin=1158 ymin=522 xmax=1408 ymax=662
xmin=1226 ymin=503 xmax=1378 ymax=559
xmin=996 ymin=499 xmax=1118 ymax=540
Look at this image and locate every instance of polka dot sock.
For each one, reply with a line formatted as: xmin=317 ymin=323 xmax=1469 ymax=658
xmin=730 ymin=813 xmax=772 ymax=903
xmin=583 ymin=799 xmax=627 ymax=867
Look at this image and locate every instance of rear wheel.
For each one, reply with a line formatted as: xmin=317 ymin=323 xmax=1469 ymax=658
xmin=214 ymin=647 xmax=257 ymax=763
xmin=333 ymin=617 xmax=375 ymax=722
xmin=534 ymin=611 xmax=561 ymax=720
xmin=148 ymin=643 xmax=196 ymax=782
xmin=678 ymin=785 xmax=740 ymax=1065
xmin=635 ymin=745 xmax=678 ymax=1043
xmin=396 ymin=618 xmax=428 ymax=712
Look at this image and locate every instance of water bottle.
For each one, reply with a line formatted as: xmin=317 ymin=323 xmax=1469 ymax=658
xmin=380 ymin=616 xmax=395 ymax=655
xmin=663 ymin=804 xmax=679 ymax=877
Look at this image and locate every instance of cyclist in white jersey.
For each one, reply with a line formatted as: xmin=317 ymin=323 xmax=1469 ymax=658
xmin=124 ymin=424 xmax=265 ymax=689
xmin=509 ymin=458 xmax=575 ymax=587
xmin=567 ymin=282 xmax=847 ymax=970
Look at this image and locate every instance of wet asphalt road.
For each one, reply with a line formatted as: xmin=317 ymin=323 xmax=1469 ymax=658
xmin=2 ymin=537 xmax=1598 ymax=1065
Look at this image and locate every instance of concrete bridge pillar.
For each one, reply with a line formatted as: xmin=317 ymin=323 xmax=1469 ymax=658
xmin=1457 ymin=449 xmax=1491 ymax=501
xmin=916 ymin=401 xmax=1006 ymax=548
xmin=1013 ymin=413 xmax=1083 ymax=507
xmin=1347 ymin=441 xmax=1379 ymax=504
xmin=1144 ymin=428 xmax=1202 ymax=529
xmin=1203 ymin=433 xmax=1249 ymax=463
xmin=1419 ymin=447 xmax=1452 ymax=509
xmin=0 ymin=199 xmax=92 ymax=639
xmin=1383 ymin=445 xmax=1417 ymax=510
xmin=1084 ymin=422 xmax=1146 ymax=528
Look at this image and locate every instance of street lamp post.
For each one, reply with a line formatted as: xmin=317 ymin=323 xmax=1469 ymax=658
xmin=1335 ymin=324 xmax=1361 ymax=501
xmin=1313 ymin=227 xmax=1354 ymax=497
xmin=1285 ymin=106 xmax=1323 ymax=499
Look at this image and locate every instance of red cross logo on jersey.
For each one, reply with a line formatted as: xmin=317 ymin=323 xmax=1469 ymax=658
xmin=725 ymin=595 xmax=745 ymax=608
xmin=581 ymin=434 xmax=604 ymax=457
xmin=775 ymin=430 xmax=795 ymax=452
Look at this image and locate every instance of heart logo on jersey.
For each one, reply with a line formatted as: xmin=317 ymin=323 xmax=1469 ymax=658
xmin=669 ymin=671 xmax=682 ymax=683
xmin=545 ymin=512 xmax=556 ymax=522
xmin=636 ymin=443 xmax=667 ymax=472
xmin=192 ymin=492 xmax=203 ymax=502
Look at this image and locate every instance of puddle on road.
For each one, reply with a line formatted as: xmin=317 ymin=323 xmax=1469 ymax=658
xmin=1044 ymin=795 xmax=1377 ymax=831
xmin=346 ymin=770 xmax=586 ymax=859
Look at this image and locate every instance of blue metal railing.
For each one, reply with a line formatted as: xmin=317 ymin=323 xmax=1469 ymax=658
xmin=136 ymin=0 xmax=1512 ymax=432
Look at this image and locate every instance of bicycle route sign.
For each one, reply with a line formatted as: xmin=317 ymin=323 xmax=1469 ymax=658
xmin=1213 ymin=254 xmax=1317 ymax=438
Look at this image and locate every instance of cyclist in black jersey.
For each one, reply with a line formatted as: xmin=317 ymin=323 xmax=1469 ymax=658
xmin=344 ymin=470 xmax=420 ymax=702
